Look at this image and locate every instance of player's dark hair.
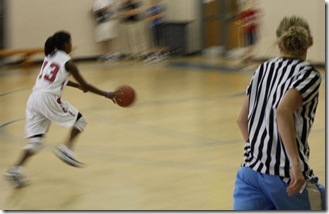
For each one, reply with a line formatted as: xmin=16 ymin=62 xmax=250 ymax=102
xmin=44 ymin=31 xmax=71 ymax=56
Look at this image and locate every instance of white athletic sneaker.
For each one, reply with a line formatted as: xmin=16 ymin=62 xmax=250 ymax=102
xmin=4 ymin=166 xmax=27 ymax=188
xmin=53 ymin=144 xmax=84 ymax=168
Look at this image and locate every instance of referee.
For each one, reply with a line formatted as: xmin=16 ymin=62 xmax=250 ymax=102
xmin=233 ymin=16 xmax=325 ymax=210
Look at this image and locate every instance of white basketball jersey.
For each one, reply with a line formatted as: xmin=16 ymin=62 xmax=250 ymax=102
xmin=33 ymin=50 xmax=71 ymax=97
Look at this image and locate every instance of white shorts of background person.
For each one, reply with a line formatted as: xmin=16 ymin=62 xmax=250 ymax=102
xmin=95 ymin=19 xmax=118 ymax=43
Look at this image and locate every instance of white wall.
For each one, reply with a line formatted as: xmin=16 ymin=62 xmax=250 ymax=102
xmin=6 ymin=0 xmax=98 ymax=58
xmin=162 ymin=0 xmax=197 ymax=22
xmin=254 ymin=0 xmax=325 ymax=63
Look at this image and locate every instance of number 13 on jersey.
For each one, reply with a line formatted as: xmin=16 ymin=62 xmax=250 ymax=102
xmin=38 ymin=61 xmax=60 ymax=82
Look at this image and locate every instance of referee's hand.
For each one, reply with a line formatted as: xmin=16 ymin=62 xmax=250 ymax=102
xmin=287 ymin=166 xmax=306 ymax=197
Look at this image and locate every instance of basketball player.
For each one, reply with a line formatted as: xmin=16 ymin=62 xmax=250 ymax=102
xmin=233 ymin=16 xmax=325 ymax=210
xmin=238 ymin=0 xmax=261 ymax=64
xmin=92 ymin=0 xmax=120 ymax=60
xmin=117 ymin=0 xmax=148 ymax=59
xmin=5 ymin=31 xmax=120 ymax=188
xmin=146 ymin=0 xmax=166 ymax=52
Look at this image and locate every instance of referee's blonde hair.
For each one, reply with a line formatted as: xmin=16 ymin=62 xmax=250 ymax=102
xmin=276 ymin=16 xmax=313 ymax=57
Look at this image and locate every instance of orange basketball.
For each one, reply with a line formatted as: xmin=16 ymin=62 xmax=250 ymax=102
xmin=115 ymin=85 xmax=136 ymax=107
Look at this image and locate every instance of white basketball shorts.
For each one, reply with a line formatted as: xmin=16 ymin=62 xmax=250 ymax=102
xmin=25 ymin=92 xmax=79 ymax=138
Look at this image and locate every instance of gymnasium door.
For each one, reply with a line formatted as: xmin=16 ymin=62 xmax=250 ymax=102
xmin=201 ymin=0 xmax=240 ymax=55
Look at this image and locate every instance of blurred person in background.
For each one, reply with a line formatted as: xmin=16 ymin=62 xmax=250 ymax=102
xmin=92 ymin=0 xmax=121 ymax=61
xmin=117 ymin=0 xmax=149 ymax=60
xmin=144 ymin=0 xmax=168 ymax=62
xmin=237 ymin=0 xmax=261 ymax=65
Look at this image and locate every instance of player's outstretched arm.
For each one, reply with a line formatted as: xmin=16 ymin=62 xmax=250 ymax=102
xmin=65 ymin=60 xmax=119 ymax=103
xmin=67 ymin=80 xmax=85 ymax=91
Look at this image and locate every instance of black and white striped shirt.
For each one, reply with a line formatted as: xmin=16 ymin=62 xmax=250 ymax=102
xmin=242 ymin=57 xmax=321 ymax=180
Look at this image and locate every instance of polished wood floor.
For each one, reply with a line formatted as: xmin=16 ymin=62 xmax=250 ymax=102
xmin=0 ymin=56 xmax=325 ymax=210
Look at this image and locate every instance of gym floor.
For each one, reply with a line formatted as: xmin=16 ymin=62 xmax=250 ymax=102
xmin=0 ymin=56 xmax=325 ymax=210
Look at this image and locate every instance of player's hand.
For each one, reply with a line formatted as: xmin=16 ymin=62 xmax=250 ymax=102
xmin=287 ymin=165 xmax=306 ymax=197
xmin=105 ymin=91 xmax=122 ymax=104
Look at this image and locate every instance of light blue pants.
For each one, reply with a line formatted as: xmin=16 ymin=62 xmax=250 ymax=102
xmin=233 ymin=167 xmax=325 ymax=210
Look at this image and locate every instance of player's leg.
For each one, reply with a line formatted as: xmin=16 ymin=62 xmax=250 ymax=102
xmin=5 ymin=94 xmax=50 ymax=188
xmin=49 ymin=97 xmax=87 ymax=167
xmin=64 ymin=112 xmax=87 ymax=149
xmin=29 ymin=95 xmax=87 ymax=167
xmin=5 ymin=134 xmax=45 ymax=188
xmin=16 ymin=134 xmax=45 ymax=166
xmin=53 ymin=113 xmax=87 ymax=167
xmin=20 ymin=93 xmax=51 ymax=165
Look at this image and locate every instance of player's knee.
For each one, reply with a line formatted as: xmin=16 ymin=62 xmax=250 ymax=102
xmin=74 ymin=114 xmax=87 ymax=132
xmin=24 ymin=136 xmax=43 ymax=153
